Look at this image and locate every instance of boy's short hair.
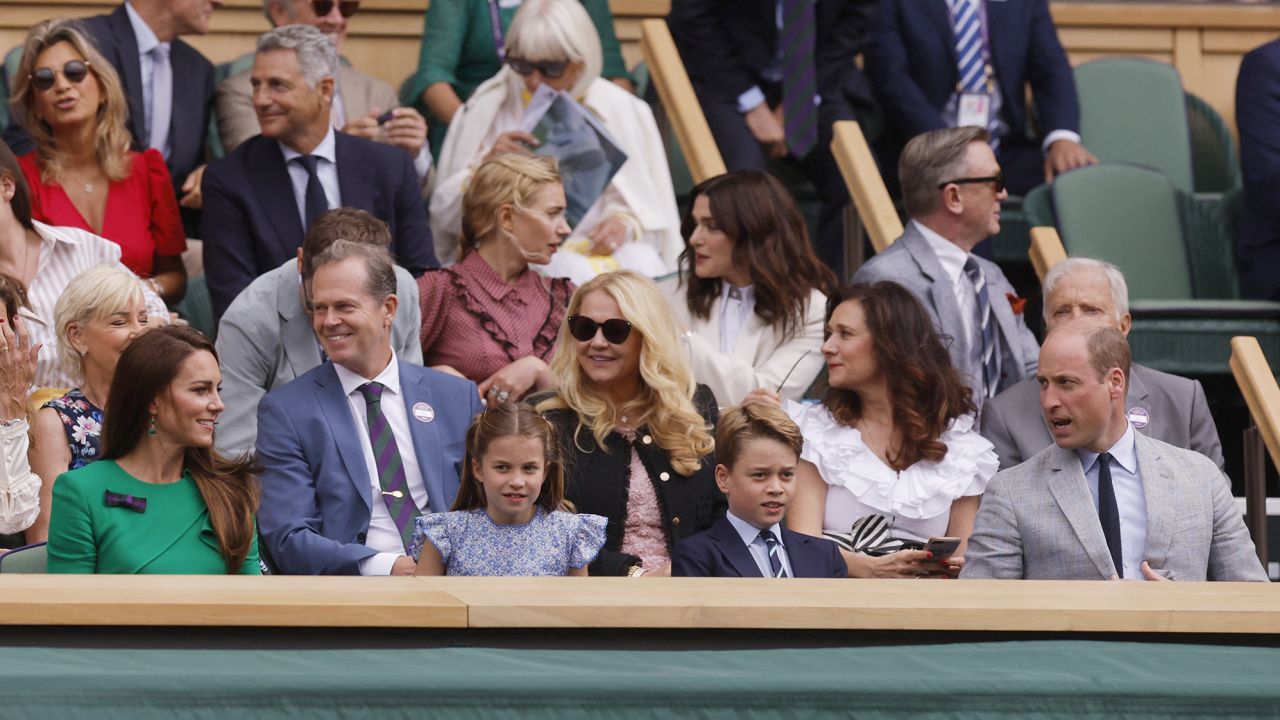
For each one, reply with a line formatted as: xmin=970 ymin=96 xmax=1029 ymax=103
xmin=715 ymin=402 xmax=804 ymax=468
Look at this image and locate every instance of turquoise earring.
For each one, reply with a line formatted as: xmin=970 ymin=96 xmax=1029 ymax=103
xmin=147 ymin=416 xmax=157 ymax=437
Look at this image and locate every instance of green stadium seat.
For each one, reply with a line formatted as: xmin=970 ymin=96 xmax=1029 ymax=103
xmin=0 ymin=542 xmax=47 ymax=573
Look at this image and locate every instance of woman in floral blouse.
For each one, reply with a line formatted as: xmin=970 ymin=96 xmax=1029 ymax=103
xmin=27 ymin=264 xmax=148 ymax=541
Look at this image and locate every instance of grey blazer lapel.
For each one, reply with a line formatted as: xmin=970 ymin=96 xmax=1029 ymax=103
xmin=1046 ymin=448 xmax=1116 ymax=579
xmin=901 ymin=229 xmax=971 ymax=360
xmin=278 ymin=270 xmax=323 ymax=379
xmin=979 ymin=257 xmax=1023 ymax=380
xmin=1135 ymin=433 xmax=1174 ymax=569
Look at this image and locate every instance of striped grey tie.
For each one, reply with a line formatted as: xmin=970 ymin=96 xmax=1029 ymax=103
xmin=760 ymin=530 xmax=789 ymax=578
xmin=964 ymin=257 xmax=1001 ymax=398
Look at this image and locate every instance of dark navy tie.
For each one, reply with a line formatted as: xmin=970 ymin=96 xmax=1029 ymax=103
xmin=294 ymin=155 xmax=329 ymax=230
xmin=780 ymin=0 xmax=818 ymax=158
xmin=1097 ymin=452 xmax=1124 ymax=578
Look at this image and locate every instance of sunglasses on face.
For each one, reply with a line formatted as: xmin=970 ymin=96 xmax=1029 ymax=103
xmin=311 ymin=0 xmax=359 ymax=18
xmin=506 ymin=57 xmax=569 ymax=79
xmin=937 ymin=171 xmax=1005 ymax=194
xmin=567 ymin=315 xmax=633 ymax=344
xmin=30 ymin=60 xmax=91 ymax=92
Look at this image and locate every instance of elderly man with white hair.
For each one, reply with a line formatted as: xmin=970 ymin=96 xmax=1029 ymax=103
xmin=981 ymin=257 xmax=1223 ymax=470
xmin=200 ymin=24 xmax=437 ymax=321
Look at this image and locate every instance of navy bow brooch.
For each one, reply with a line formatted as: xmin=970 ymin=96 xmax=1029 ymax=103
xmin=104 ymin=490 xmax=147 ymax=513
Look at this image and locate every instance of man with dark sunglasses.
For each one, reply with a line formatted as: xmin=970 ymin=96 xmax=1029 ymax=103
xmin=1 ymin=0 xmax=222 ymax=219
xmin=201 ymin=24 xmax=437 ymax=322
xmin=852 ymin=126 xmax=1039 ymax=409
xmin=214 ymin=0 xmax=430 ymax=191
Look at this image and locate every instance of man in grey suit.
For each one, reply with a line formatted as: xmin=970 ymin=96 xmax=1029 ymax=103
xmin=982 ymin=257 xmax=1223 ymax=470
xmin=215 ymin=208 xmax=422 ymax=456
xmin=963 ymin=324 xmax=1266 ymax=582
xmin=852 ymin=126 xmax=1038 ymax=405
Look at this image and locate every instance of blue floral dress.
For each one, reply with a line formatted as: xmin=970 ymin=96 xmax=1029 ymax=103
xmin=410 ymin=508 xmax=607 ymax=576
xmin=43 ymin=388 xmax=103 ymax=470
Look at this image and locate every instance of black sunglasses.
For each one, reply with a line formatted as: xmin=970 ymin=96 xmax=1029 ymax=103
xmin=30 ymin=60 xmax=91 ymax=92
xmin=506 ymin=57 xmax=569 ymax=79
xmin=567 ymin=315 xmax=632 ymax=344
xmin=312 ymin=0 xmax=359 ymax=18
xmin=937 ymin=171 xmax=1005 ymax=194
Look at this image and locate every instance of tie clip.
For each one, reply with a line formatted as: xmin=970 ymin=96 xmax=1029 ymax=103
xmin=382 ymin=490 xmax=404 ymax=499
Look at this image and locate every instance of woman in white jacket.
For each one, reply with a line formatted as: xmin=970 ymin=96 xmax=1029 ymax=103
xmin=430 ymin=0 xmax=681 ymax=284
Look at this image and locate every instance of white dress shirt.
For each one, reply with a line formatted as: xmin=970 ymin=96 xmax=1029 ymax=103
xmin=332 ymin=352 xmax=429 ymax=576
xmin=1077 ymin=422 xmax=1148 ymax=581
xmin=725 ymin=510 xmax=794 ymax=578
xmin=914 ymin=219 xmax=976 ymax=348
xmin=279 ymin=126 xmax=341 ymax=228
xmin=718 ymin=282 xmax=756 ymax=353
xmin=124 ymin=2 xmax=172 ymax=158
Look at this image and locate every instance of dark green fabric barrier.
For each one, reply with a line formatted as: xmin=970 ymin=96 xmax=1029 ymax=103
xmin=3 ymin=640 xmax=1280 ymax=719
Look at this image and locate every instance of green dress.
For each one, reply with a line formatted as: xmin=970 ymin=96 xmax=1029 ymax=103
xmin=402 ymin=0 xmax=630 ymax=157
xmin=47 ymin=460 xmax=260 ymax=575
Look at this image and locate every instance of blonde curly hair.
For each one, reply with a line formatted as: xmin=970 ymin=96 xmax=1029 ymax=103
xmin=461 ymin=153 xmax=561 ymax=260
xmin=539 ymin=271 xmax=714 ymax=476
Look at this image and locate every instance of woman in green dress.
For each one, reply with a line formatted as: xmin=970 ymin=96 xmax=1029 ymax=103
xmin=47 ymin=325 xmax=260 ymax=574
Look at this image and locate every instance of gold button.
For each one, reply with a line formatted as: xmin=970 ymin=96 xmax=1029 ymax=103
xmin=659 ymin=472 xmax=670 ymax=481
xmin=641 ymin=434 xmax=653 ymax=444
xmin=672 ymin=516 xmax=681 ymax=526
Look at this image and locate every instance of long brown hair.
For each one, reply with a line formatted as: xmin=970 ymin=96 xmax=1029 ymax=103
xmin=0 ymin=273 xmax=29 ymax=320
xmin=679 ymin=171 xmax=837 ymax=341
xmin=11 ymin=18 xmax=133 ymax=183
xmin=0 ymin=140 xmax=34 ymax=229
xmin=822 ymin=282 xmax=976 ymax=471
xmin=452 ymin=402 xmax=572 ymax=514
xmin=101 ymin=326 xmax=260 ymax=574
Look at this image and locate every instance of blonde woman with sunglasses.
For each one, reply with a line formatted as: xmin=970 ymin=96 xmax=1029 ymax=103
xmin=537 ymin=271 xmax=724 ymax=576
xmin=11 ymin=18 xmax=187 ymax=304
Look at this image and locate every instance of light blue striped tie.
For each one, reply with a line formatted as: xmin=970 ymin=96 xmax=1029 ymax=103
xmin=951 ymin=0 xmax=987 ymax=95
xmin=760 ymin=530 xmax=789 ymax=578
xmin=964 ymin=257 xmax=1001 ymax=398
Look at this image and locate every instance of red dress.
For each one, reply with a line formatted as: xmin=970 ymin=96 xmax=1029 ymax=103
xmin=19 ymin=149 xmax=186 ymax=277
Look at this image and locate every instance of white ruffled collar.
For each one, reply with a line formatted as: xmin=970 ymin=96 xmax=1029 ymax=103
xmin=784 ymin=401 xmax=998 ymax=520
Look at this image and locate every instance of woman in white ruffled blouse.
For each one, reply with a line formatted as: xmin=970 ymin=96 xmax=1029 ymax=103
xmin=786 ymin=282 xmax=998 ymax=578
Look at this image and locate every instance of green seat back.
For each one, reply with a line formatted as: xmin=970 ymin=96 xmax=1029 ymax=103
xmin=1022 ymin=183 xmax=1054 ymax=227
xmin=1051 ymin=163 xmax=1191 ymax=300
xmin=172 ymin=275 xmax=217 ymax=341
xmin=1185 ymin=91 xmax=1241 ymax=193
xmin=0 ymin=542 xmax=47 ymax=573
xmin=1074 ymin=59 xmax=1194 ymax=193
xmin=1 ymin=44 xmax=24 ymax=132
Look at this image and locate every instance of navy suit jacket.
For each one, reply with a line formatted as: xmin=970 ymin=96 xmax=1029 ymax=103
xmin=255 ymin=359 xmax=482 ymax=575
xmin=1235 ymin=38 xmax=1280 ymax=301
xmin=201 ymin=131 xmax=437 ymax=319
xmin=671 ymin=515 xmax=846 ymax=578
xmin=2 ymin=5 xmax=214 ymax=194
xmin=865 ymin=0 xmax=1078 ymax=148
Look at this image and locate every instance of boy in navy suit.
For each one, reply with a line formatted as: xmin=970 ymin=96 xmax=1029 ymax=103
xmin=672 ymin=403 xmax=846 ymax=578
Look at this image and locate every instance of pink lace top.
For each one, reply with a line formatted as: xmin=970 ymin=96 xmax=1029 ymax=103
xmin=617 ymin=429 xmax=669 ymax=570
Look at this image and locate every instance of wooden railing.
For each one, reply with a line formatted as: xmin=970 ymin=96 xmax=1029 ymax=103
xmin=1230 ymin=335 xmax=1280 ymax=563
xmin=831 ymin=121 xmax=903 ymax=253
xmin=1029 ymin=226 xmax=1069 ymax=283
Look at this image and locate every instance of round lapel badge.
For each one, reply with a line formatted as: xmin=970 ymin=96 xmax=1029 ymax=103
xmin=1126 ymin=406 xmax=1150 ymax=429
xmin=412 ymin=402 xmax=435 ymax=423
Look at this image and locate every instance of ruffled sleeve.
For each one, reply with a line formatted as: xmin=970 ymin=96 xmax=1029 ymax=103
xmin=141 ymin=149 xmax=186 ymax=258
xmin=0 ymin=419 xmax=40 ymax=535
xmin=935 ymin=414 xmax=999 ymax=498
xmin=566 ymin=512 xmax=608 ymax=570
xmin=409 ymin=512 xmax=457 ymax=564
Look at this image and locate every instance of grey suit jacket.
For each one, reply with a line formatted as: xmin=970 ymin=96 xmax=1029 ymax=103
xmin=963 ymin=432 xmax=1267 ymax=581
xmin=981 ymin=362 xmax=1224 ymax=471
xmin=213 ymin=259 xmax=423 ymax=456
xmin=216 ymin=64 xmax=398 ymax=153
xmin=851 ymin=223 xmax=1039 ymax=402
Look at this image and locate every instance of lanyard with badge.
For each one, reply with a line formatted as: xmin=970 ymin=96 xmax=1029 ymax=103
xmin=954 ymin=0 xmax=995 ymax=129
xmin=488 ymin=0 xmax=523 ymax=62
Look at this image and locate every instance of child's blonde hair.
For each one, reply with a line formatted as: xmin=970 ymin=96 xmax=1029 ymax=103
xmin=715 ymin=402 xmax=804 ymax=468
xmin=453 ymin=402 xmax=573 ymax=513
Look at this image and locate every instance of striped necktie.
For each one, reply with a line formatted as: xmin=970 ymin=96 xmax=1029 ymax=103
xmin=951 ymin=0 xmax=986 ymax=95
xmin=780 ymin=0 xmax=818 ymax=158
xmin=357 ymin=382 xmax=420 ymax=551
xmin=760 ymin=530 xmax=789 ymax=578
xmin=1097 ymin=453 xmax=1124 ymax=578
xmin=964 ymin=257 xmax=1001 ymax=398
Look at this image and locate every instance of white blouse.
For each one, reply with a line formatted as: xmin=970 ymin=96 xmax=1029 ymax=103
xmin=786 ymin=400 xmax=998 ymax=543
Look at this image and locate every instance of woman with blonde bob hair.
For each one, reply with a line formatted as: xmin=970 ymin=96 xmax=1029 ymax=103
xmin=419 ymin=153 xmax=574 ymax=404
xmin=538 ymin=270 xmax=723 ymax=576
xmin=11 ymin=18 xmax=186 ymax=302
xmin=430 ymin=0 xmax=681 ymax=283
xmin=27 ymin=264 xmax=149 ymax=541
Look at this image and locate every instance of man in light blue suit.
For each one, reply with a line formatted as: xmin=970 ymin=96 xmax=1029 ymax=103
xmin=256 ymin=240 xmax=481 ymax=575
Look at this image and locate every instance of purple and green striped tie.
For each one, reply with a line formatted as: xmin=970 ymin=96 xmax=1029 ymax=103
xmin=781 ymin=0 xmax=819 ymax=159
xmin=358 ymin=382 xmax=420 ymax=551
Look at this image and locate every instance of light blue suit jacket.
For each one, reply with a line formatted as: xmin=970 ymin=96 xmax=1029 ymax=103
xmin=256 ymin=359 xmax=482 ymax=575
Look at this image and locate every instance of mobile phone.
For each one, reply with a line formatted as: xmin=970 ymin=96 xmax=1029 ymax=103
xmin=923 ymin=536 xmax=961 ymax=561
xmin=377 ymin=109 xmax=396 ymax=125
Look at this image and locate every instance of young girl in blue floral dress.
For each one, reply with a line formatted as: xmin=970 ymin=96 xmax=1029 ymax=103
xmin=411 ymin=403 xmax=606 ymax=576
